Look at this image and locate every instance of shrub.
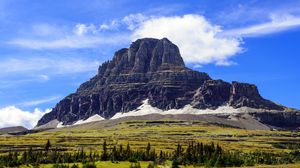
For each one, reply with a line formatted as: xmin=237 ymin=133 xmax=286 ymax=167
xmin=71 ymin=164 xmax=79 ymax=168
xmin=52 ymin=164 xmax=69 ymax=168
xmin=82 ymin=162 xmax=96 ymax=168
xmin=171 ymin=159 xmax=180 ymax=168
xmin=130 ymin=162 xmax=141 ymax=168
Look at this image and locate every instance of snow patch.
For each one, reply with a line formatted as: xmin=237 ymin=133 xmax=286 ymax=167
xmin=56 ymin=122 xmax=65 ymax=128
xmin=73 ymin=114 xmax=105 ymax=125
xmin=54 ymin=99 xmax=271 ymax=127
xmin=111 ymin=99 xmax=265 ymax=120
xmin=56 ymin=114 xmax=105 ymax=128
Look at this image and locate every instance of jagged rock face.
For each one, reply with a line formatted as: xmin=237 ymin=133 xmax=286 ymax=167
xmin=229 ymin=82 xmax=282 ymax=110
xmin=252 ymin=112 xmax=300 ymax=129
xmin=37 ymin=38 xmax=284 ymax=126
xmin=191 ymin=80 xmax=284 ymax=110
xmin=192 ymin=80 xmax=231 ymax=109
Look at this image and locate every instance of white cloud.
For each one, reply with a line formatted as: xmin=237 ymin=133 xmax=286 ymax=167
xmin=132 ymin=14 xmax=243 ymax=65
xmin=222 ymin=14 xmax=300 ymax=37
xmin=98 ymin=13 xmax=149 ymax=31
xmin=18 ymin=96 xmax=60 ymax=107
xmin=7 ymin=13 xmax=300 ymax=66
xmin=74 ymin=24 xmax=97 ymax=36
xmin=39 ymin=74 xmax=49 ymax=81
xmin=0 ymin=106 xmax=50 ymax=129
xmin=100 ymin=20 xmax=119 ymax=30
xmin=122 ymin=13 xmax=149 ymax=30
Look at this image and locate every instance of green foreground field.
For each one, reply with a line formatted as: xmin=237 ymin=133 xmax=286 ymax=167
xmin=1 ymin=120 xmax=300 ymax=167
xmin=19 ymin=161 xmax=154 ymax=168
xmin=17 ymin=162 xmax=300 ymax=168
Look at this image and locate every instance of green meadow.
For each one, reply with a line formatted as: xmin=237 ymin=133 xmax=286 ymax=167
xmin=1 ymin=120 xmax=300 ymax=167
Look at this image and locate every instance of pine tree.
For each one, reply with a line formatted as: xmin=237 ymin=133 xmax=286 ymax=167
xmin=22 ymin=151 xmax=28 ymax=164
xmin=146 ymin=142 xmax=151 ymax=160
xmin=45 ymin=139 xmax=51 ymax=151
xmin=175 ymin=144 xmax=182 ymax=158
xmin=185 ymin=143 xmax=192 ymax=164
xmin=111 ymin=146 xmax=117 ymax=162
xmin=28 ymin=147 xmax=34 ymax=163
xmin=101 ymin=140 xmax=108 ymax=161
xmin=119 ymin=144 xmax=123 ymax=160
xmin=126 ymin=143 xmax=131 ymax=160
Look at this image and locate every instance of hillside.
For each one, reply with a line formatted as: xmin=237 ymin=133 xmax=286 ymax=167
xmin=36 ymin=38 xmax=299 ymax=130
xmin=0 ymin=126 xmax=27 ymax=135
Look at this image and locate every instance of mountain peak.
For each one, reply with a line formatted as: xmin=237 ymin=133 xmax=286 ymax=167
xmin=37 ymin=38 xmax=286 ymax=127
xmin=98 ymin=38 xmax=185 ymax=76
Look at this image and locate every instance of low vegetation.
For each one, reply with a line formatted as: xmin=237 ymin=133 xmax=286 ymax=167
xmin=0 ymin=120 xmax=300 ymax=167
xmin=1 ymin=140 xmax=300 ymax=168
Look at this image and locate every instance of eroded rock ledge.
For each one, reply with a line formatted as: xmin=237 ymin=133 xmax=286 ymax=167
xmin=37 ymin=38 xmax=286 ymax=126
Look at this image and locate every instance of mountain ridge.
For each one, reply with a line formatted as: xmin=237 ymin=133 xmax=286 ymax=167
xmin=37 ymin=38 xmax=288 ymax=127
xmin=0 ymin=126 xmax=28 ymax=135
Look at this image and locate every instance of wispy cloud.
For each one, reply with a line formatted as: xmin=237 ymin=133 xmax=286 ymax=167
xmin=222 ymin=14 xmax=300 ymax=37
xmin=0 ymin=75 xmax=50 ymax=89
xmin=7 ymin=35 xmax=128 ymax=49
xmin=39 ymin=75 xmax=49 ymax=81
xmin=87 ymin=13 xmax=149 ymax=32
xmin=99 ymin=20 xmax=119 ymax=31
xmin=7 ymin=23 xmax=129 ymax=49
xmin=121 ymin=13 xmax=149 ymax=30
xmin=74 ymin=24 xmax=97 ymax=36
xmin=6 ymin=12 xmax=300 ymax=66
xmin=17 ymin=96 xmax=61 ymax=107
xmin=0 ymin=57 xmax=100 ymax=75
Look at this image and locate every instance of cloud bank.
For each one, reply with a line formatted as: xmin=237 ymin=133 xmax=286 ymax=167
xmin=0 ymin=106 xmax=50 ymax=129
xmin=132 ymin=14 xmax=243 ymax=66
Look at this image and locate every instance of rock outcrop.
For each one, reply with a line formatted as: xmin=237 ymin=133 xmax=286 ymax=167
xmin=37 ymin=38 xmax=285 ymax=126
xmin=251 ymin=112 xmax=300 ymax=129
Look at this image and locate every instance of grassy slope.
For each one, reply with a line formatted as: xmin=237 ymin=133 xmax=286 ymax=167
xmin=20 ymin=161 xmax=155 ymax=168
xmin=18 ymin=162 xmax=300 ymax=168
xmin=1 ymin=120 xmax=300 ymax=167
xmin=1 ymin=121 xmax=299 ymax=153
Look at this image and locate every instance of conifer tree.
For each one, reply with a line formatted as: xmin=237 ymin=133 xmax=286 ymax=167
xmin=45 ymin=139 xmax=51 ymax=152
xmin=101 ymin=140 xmax=108 ymax=161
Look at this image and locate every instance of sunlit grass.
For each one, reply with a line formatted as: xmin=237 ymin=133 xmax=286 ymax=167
xmin=1 ymin=120 xmax=299 ymax=155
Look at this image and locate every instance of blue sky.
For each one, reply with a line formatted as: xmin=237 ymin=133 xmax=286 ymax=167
xmin=0 ymin=0 xmax=300 ymax=128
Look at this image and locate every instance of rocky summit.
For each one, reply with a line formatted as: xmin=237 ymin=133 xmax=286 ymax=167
xmin=37 ymin=38 xmax=287 ymax=127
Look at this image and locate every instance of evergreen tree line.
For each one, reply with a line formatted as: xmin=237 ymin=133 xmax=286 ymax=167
xmin=170 ymin=142 xmax=300 ymax=167
xmin=0 ymin=140 xmax=300 ymax=168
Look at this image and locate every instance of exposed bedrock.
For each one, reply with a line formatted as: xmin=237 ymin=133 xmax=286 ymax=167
xmin=37 ymin=38 xmax=288 ymax=126
xmin=252 ymin=112 xmax=300 ymax=129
